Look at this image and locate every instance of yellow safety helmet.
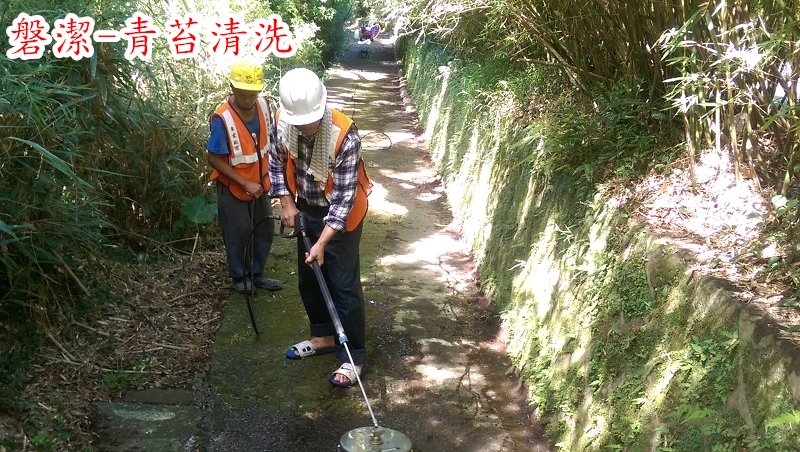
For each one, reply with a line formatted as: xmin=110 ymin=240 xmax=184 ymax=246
xmin=229 ymin=60 xmax=264 ymax=91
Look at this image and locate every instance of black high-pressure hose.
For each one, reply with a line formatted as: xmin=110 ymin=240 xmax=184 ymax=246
xmin=240 ymin=200 xmax=278 ymax=335
xmin=360 ymin=131 xmax=392 ymax=151
xmin=348 ymin=80 xmax=394 ymax=151
xmin=242 ymin=210 xmax=281 ymax=285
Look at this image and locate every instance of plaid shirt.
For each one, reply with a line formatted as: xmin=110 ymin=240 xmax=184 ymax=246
xmin=269 ymin=123 xmax=362 ymax=231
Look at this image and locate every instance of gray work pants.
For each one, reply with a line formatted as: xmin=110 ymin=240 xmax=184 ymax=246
xmin=217 ymin=183 xmax=274 ymax=280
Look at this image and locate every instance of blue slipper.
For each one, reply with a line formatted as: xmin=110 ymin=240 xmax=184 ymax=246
xmin=285 ymin=340 xmax=336 ymax=359
xmin=330 ymin=362 xmax=367 ymax=387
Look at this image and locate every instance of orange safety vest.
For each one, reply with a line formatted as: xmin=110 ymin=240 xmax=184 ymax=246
xmin=209 ymin=97 xmax=271 ymax=202
xmin=276 ymin=108 xmax=372 ymax=232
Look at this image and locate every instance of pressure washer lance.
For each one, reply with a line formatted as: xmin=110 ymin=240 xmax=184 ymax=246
xmin=293 ymin=213 xmax=412 ymax=452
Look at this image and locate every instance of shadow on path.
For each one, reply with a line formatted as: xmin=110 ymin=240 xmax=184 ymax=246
xmin=200 ymin=34 xmax=552 ymax=452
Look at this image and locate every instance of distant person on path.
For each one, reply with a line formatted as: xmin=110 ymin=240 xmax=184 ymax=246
xmin=359 ymin=22 xmax=380 ymax=42
xmin=269 ymin=68 xmax=372 ymax=387
xmin=206 ymin=59 xmax=282 ymax=294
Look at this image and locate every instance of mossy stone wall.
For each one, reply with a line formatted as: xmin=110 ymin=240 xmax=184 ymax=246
xmin=401 ymin=39 xmax=800 ymax=451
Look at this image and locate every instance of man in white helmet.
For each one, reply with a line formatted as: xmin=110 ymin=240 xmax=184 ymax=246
xmin=269 ymin=68 xmax=372 ymax=387
xmin=207 ymin=59 xmax=282 ymax=294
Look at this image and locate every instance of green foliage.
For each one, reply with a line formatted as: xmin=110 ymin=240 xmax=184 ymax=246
xmin=0 ymin=323 xmax=43 ymax=405
xmin=402 ymin=39 xmax=674 ymax=186
xmin=766 ymin=410 xmax=800 ymax=429
xmin=1 ymin=0 xmax=357 ymax=448
xmin=174 ymin=195 xmax=218 ymax=232
xmin=2 ymin=0 xmax=205 ymax=299
xmin=607 ymin=257 xmax=653 ymax=319
xmin=267 ymin=0 xmax=355 ymax=65
xmin=102 ymin=371 xmax=127 ymax=391
xmin=402 ymin=32 xmax=800 ymax=450
xmin=16 ymin=408 xmax=81 ymax=452
xmin=592 ymin=81 xmax=676 ymax=177
xmin=383 ymin=0 xmax=680 ymax=92
xmin=506 ymin=80 xmax=678 ymax=185
xmin=676 ymin=330 xmax=740 ymax=405
xmin=314 ymin=0 xmax=357 ymax=63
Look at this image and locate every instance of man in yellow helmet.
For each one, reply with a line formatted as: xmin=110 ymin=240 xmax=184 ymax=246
xmin=207 ymin=59 xmax=282 ymax=293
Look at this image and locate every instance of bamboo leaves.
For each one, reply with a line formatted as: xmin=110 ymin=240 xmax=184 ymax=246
xmin=6 ymin=137 xmax=92 ymax=188
xmin=657 ymin=0 xmax=800 ymax=190
xmin=387 ymin=0 xmax=800 ymax=195
xmin=0 ymin=220 xmax=21 ymax=247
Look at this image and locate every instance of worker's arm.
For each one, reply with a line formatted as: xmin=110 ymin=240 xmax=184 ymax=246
xmin=207 ymin=152 xmax=264 ymax=197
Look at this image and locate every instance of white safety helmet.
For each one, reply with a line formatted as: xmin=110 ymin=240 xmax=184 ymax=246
xmin=278 ymin=68 xmax=327 ymax=125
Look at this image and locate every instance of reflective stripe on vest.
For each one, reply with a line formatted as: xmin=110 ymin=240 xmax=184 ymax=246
xmin=209 ymin=97 xmax=271 ymax=201
xmin=276 ymin=108 xmax=372 ymax=231
xmin=219 ymin=98 xmax=271 ymax=166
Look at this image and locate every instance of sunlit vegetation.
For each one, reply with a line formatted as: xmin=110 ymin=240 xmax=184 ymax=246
xmin=1 ymin=0 xmax=364 ymax=447
xmin=382 ymin=0 xmax=800 ymax=449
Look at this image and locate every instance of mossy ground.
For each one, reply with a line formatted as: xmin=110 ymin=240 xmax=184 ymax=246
xmin=199 ymin=36 xmax=547 ymax=452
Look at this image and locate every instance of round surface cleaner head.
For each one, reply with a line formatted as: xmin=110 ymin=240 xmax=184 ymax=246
xmin=338 ymin=426 xmax=413 ymax=452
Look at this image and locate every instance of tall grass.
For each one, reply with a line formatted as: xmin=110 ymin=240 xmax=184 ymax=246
xmin=0 ymin=0 xmax=358 ymax=306
xmin=0 ymin=0 xmax=358 ymax=410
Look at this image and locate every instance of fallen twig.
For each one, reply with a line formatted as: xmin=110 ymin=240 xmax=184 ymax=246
xmin=127 ymin=347 xmax=165 ymax=354
xmin=46 ymin=331 xmax=77 ymax=363
xmin=167 ymin=289 xmax=207 ymax=304
xmin=154 ymin=342 xmax=188 ymax=351
xmin=71 ymin=320 xmax=110 ymax=337
xmin=53 ymin=251 xmax=91 ymax=297
xmin=191 ymin=232 xmax=199 ymax=261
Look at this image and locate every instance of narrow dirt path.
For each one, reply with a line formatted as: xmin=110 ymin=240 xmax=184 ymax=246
xmin=199 ymin=35 xmax=551 ymax=452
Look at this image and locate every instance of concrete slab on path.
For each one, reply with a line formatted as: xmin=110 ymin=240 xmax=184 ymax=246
xmin=92 ymin=389 xmax=200 ymax=452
